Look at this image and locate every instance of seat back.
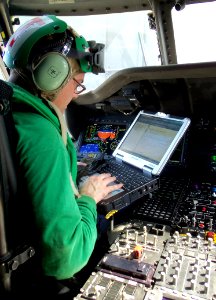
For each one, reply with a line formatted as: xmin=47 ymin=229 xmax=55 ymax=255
xmin=0 ymin=79 xmax=35 ymax=297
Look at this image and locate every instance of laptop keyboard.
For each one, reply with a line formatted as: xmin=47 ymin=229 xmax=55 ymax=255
xmin=100 ymin=160 xmax=150 ymax=191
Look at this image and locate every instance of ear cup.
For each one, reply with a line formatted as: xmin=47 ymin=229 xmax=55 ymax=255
xmin=32 ymin=53 xmax=70 ymax=91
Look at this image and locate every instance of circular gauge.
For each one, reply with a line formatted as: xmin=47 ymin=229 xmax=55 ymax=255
xmin=110 ymin=141 xmax=118 ymax=151
xmin=99 ymin=141 xmax=108 ymax=153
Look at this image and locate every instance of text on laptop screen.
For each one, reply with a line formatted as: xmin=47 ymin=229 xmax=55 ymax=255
xmin=118 ymin=114 xmax=183 ymax=164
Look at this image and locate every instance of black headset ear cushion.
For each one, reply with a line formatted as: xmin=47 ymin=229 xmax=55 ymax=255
xmin=32 ymin=53 xmax=70 ymax=91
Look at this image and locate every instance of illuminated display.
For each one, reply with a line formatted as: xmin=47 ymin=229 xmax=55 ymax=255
xmin=79 ymin=123 xmax=127 ymax=156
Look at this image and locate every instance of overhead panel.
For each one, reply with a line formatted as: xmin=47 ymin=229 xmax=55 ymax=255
xmin=8 ymin=0 xmax=151 ymax=16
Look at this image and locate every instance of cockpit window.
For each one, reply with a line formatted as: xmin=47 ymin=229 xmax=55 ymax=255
xmin=172 ymin=1 xmax=216 ymax=64
xmin=12 ymin=11 xmax=160 ymax=92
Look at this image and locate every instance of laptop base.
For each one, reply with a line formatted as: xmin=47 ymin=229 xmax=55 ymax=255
xmin=97 ymin=177 xmax=159 ymax=215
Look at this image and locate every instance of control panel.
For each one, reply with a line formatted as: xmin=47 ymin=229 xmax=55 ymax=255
xmin=74 ymin=220 xmax=216 ymax=300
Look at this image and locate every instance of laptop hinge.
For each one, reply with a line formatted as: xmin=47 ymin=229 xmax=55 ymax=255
xmin=142 ymin=165 xmax=153 ymax=177
xmin=115 ymin=154 xmax=124 ymax=162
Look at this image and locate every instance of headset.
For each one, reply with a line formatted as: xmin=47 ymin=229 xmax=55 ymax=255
xmin=3 ymin=15 xmax=105 ymax=92
xmin=32 ymin=52 xmax=70 ymax=92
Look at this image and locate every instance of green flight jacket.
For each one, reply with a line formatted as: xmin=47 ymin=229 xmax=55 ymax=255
xmin=9 ymin=83 xmax=97 ymax=280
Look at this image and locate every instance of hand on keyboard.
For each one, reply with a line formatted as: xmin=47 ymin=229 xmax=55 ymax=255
xmin=79 ymin=173 xmax=123 ymax=204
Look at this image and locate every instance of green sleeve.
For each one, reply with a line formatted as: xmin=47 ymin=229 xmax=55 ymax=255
xmin=15 ymin=114 xmax=97 ymax=279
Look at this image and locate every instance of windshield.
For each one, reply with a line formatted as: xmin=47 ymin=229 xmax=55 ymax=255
xmin=12 ymin=11 xmax=160 ymax=92
xmin=172 ymin=1 xmax=216 ymax=63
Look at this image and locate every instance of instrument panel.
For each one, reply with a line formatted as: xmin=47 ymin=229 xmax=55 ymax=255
xmin=73 ymin=113 xmax=216 ymax=300
xmin=74 ymin=220 xmax=216 ymax=300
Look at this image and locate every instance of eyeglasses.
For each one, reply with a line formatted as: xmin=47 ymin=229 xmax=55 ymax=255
xmin=73 ymin=78 xmax=86 ymax=95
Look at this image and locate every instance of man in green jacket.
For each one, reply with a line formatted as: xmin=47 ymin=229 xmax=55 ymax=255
xmin=3 ymin=15 xmax=123 ymax=296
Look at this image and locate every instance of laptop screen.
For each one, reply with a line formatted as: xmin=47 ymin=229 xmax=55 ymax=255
xmin=118 ymin=114 xmax=182 ymax=164
xmin=114 ymin=111 xmax=191 ymax=175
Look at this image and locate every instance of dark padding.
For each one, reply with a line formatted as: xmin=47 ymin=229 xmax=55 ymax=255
xmin=0 ymin=79 xmax=13 ymax=100
xmin=0 ymin=79 xmax=13 ymax=115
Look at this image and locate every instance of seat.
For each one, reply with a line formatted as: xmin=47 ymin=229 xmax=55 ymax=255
xmin=0 ymin=79 xmax=78 ymax=299
xmin=0 ymin=79 xmax=35 ymax=299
